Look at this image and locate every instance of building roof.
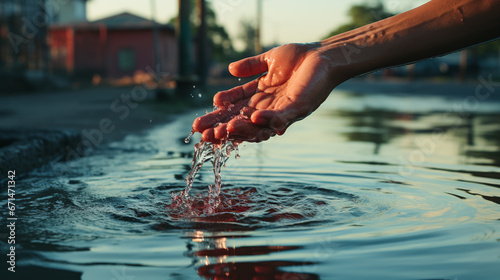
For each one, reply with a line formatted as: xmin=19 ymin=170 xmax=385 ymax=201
xmin=50 ymin=12 xmax=175 ymax=32
xmin=93 ymin=12 xmax=157 ymax=28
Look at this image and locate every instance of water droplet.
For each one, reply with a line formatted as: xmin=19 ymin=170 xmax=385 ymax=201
xmin=235 ymin=145 xmax=240 ymax=159
xmin=238 ymin=78 xmax=241 ymax=81
xmin=198 ymin=93 xmax=202 ymax=98
xmin=184 ymin=131 xmax=194 ymax=144
xmin=190 ymin=94 xmax=194 ymax=98
xmin=150 ymin=119 xmax=152 ymax=123
xmin=193 ymin=85 xmax=196 ymax=88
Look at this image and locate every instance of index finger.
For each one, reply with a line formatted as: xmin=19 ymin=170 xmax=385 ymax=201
xmin=213 ymin=79 xmax=260 ymax=107
xmin=192 ymin=108 xmax=232 ymax=133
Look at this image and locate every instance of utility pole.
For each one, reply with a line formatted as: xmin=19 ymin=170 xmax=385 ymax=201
xmin=177 ymin=0 xmax=195 ymax=97
xmin=151 ymin=0 xmax=160 ymax=72
xmin=254 ymin=0 xmax=262 ymax=54
xmin=196 ymin=0 xmax=208 ymax=88
xmin=458 ymin=49 xmax=468 ymax=82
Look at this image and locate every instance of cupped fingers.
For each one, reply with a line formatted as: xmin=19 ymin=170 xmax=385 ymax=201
xmin=213 ymin=79 xmax=259 ymax=107
xmin=227 ymin=119 xmax=273 ymax=142
xmin=250 ymin=109 xmax=290 ymax=131
xmin=201 ymin=128 xmax=221 ymax=144
xmin=192 ymin=109 xmax=232 ymax=133
xmin=214 ymin=123 xmax=228 ymax=140
xmin=201 ymin=116 xmax=274 ymax=143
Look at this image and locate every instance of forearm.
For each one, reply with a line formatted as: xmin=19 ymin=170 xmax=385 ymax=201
xmin=319 ymin=0 xmax=500 ymax=79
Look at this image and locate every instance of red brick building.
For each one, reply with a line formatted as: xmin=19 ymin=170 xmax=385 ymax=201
xmin=49 ymin=12 xmax=177 ymax=80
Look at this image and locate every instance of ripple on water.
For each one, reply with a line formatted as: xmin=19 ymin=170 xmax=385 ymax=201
xmin=6 ymin=92 xmax=500 ymax=279
xmin=160 ymin=182 xmax=383 ymax=230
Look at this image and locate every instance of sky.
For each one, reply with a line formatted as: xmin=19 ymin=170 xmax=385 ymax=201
xmin=87 ymin=0 xmax=429 ymax=51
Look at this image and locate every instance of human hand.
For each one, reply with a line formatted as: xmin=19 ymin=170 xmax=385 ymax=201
xmin=192 ymin=43 xmax=343 ymax=143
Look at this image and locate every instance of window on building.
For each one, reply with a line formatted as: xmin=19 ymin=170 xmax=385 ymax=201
xmin=118 ymin=49 xmax=135 ymax=71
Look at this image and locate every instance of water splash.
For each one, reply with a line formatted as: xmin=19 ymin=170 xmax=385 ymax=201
xmin=171 ymin=139 xmax=239 ymax=215
xmin=234 ymin=145 xmax=240 ymax=160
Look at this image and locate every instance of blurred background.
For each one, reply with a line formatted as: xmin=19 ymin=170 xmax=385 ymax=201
xmin=1 ymin=0 xmax=499 ymax=93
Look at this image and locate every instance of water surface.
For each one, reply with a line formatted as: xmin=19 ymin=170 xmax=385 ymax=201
xmin=2 ymin=88 xmax=500 ymax=280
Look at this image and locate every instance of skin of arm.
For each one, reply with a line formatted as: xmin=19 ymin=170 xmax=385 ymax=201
xmin=192 ymin=0 xmax=500 ymax=144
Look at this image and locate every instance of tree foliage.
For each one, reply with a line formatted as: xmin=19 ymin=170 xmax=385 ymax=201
xmin=324 ymin=2 xmax=394 ymax=38
xmin=471 ymin=39 xmax=500 ymax=56
xmin=238 ymin=19 xmax=256 ymax=57
xmin=203 ymin=4 xmax=234 ymax=62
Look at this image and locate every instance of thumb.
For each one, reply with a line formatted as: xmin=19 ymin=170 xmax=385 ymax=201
xmin=229 ymin=53 xmax=268 ymax=77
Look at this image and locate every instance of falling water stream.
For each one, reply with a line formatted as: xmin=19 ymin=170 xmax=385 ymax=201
xmin=170 ymin=138 xmax=239 ymax=215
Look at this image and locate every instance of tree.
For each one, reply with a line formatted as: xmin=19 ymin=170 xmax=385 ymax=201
xmin=168 ymin=1 xmax=234 ymax=63
xmin=471 ymin=40 xmax=500 ymax=57
xmin=238 ymin=19 xmax=256 ymax=57
xmin=204 ymin=6 xmax=234 ymax=62
xmin=324 ymin=1 xmax=394 ymax=38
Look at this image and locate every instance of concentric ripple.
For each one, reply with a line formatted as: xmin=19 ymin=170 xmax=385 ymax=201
xmin=164 ymin=182 xmax=373 ymax=227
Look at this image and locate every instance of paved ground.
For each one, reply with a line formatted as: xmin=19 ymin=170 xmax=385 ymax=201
xmin=0 ymin=86 xmax=204 ymax=142
xmin=0 ymin=86 xmax=210 ymax=175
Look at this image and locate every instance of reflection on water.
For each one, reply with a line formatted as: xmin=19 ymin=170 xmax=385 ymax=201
xmin=2 ymin=88 xmax=500 ymax=279
xmin=187 ymin=231 xmax=318 ymax=280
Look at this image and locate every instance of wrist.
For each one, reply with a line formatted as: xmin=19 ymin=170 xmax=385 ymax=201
xmin=314 ymin=38 xmax=361 ymax=85
xmin=316 ymin=25 xmax=389 ymax=82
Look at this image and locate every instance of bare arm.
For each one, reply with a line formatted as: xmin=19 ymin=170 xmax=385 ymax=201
xmin=321 ymin=0 xmax=500 ymax=81
xmin=193 ymin=0 xmax=500 ymax=143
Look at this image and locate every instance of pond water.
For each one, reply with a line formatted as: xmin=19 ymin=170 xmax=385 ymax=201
xmin=3 ymin=87 xmax=500 ymax=280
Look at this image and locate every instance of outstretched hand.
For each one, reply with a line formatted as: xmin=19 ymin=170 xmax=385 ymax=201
xmin=192 ymin=43 xmax=342 ymax=143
